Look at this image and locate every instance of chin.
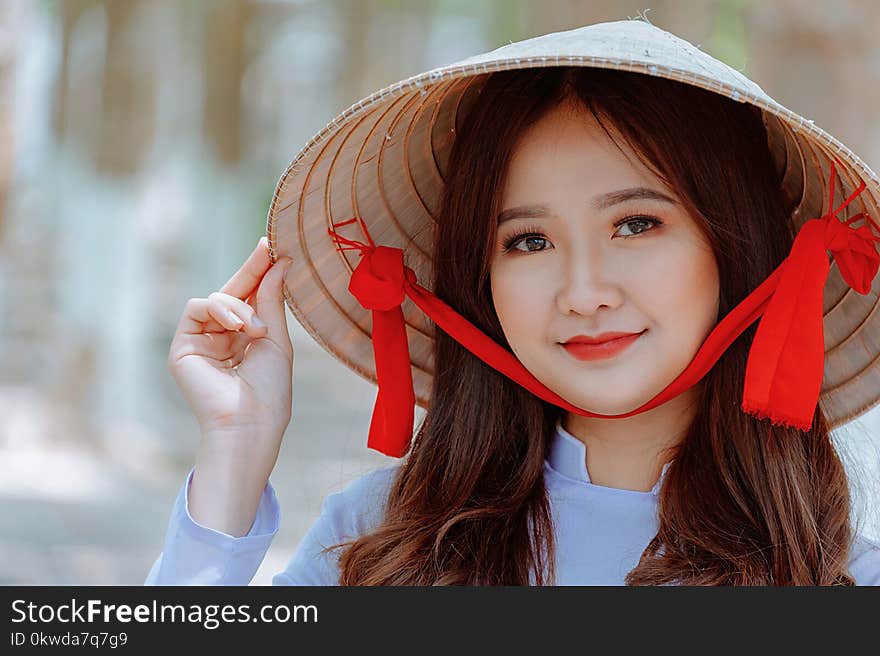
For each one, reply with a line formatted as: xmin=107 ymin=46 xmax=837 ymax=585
xmin=574 ymin=401 xmax=641 ymax=416
xmin=553 ymin=385 xmax=652 ymax=416
xmin=550 ymin=389 xmax=611 ymax=414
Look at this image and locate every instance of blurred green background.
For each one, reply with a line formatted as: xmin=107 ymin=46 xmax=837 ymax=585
xmin=0 ymin=0 xmax=878 ymax=584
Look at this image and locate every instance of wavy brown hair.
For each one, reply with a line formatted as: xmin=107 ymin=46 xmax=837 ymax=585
xmin=327 ymin=66 xmax=857 ymax=585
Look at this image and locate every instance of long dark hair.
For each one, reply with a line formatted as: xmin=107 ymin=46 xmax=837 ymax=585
xmin=328 ymin=66 xmax=856 ymax=585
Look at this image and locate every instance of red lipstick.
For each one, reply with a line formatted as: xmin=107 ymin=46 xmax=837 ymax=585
xmin=560 ymin=330 xmax=646 ymax=361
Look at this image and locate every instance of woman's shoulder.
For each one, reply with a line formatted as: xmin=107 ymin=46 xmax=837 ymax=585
xmin=849 ymin=533 xmax=880 ymax=586
xmin=332 ymin=463 xmax=401 ymax=501
xmin=271 ymin=464 xmax=402 ymax=585
xmin=321 ymin=463 xmax=402 ymax=538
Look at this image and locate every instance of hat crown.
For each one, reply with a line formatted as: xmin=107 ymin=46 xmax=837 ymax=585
xmin=446 ymin=19 xmax=768 ymax=102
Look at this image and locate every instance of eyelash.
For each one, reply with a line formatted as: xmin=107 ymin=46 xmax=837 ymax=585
xmin=500 ymin=215 xmax=664 ymax=253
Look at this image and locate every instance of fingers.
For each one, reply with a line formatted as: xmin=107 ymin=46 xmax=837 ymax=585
xmin=175 ymin=294 xmax=268 ymax=338
xmin=253 ymin=255 xmax=294 ymax=356
xmin=175 ymin=298 xmax=213 ymax=336
xmin=170 ymin=235 xmax=294 ymax=361
xmin=169 ymin=330 xmax=250 ymax=367
xmin=219 ymin=236 xmax=273 ymax=301
xmin=207 ymin=292 xmax=269 ymax=337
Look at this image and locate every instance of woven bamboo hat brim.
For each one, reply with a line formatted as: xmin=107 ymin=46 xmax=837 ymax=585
xmin=266 ymin=18 xmax=880 ymax=431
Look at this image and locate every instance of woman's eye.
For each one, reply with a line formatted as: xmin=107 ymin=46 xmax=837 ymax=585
xmin=506 ymin=234 xmax=551 ymax=253
xmin=501 ymin=216 xmax=662 ymax=253
xmin=614 ymin=216 xmax=661 ymax=238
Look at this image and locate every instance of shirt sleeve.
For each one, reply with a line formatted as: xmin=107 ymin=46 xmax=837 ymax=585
xmin=849 ymin=534 xmax=880 ymax=586
xmin=144 ymin=466 xmax=280 ymax=586
xmin=271 ymin=464 xmax=400 ymax=586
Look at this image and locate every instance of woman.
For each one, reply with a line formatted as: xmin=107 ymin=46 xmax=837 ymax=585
xmin=146 ymin=20 xmax=880 ymax=585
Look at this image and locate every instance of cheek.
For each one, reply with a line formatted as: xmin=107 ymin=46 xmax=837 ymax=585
xmin=646 ymin=241 xmax=720 ymax=333
xmin=490 ymin=262 xmax=552 ymax=344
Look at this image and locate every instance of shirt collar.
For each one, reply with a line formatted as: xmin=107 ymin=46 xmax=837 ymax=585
xmin=547 ymin=418 xmax=671 ymax=496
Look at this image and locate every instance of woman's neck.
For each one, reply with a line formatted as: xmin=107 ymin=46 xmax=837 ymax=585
xmin=562 ymin=388 xmax=698 ymax=492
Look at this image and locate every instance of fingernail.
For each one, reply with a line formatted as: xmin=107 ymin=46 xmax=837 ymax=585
xmin=251 ymin=315 xmax=267 ymax=329
xmin=226 ymin=309 xmax=244 ymax=328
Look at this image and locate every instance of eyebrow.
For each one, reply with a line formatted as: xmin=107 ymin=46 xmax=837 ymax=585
xmin=497 ymin=187 xmax=679 ymax=225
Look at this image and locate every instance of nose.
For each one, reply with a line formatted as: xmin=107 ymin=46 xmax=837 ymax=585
xmin=555 ymin=247 xmax=624 ymax=317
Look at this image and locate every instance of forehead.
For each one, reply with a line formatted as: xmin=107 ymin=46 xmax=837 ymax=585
xmin=502 ymin=104 xmax=667 ymax=202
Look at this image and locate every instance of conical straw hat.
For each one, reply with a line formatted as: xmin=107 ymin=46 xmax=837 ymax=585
xmin=267 ymin=18 xmax=880 ymax=431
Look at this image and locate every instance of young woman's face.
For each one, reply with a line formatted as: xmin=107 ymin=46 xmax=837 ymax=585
xmin=489 ymin=102 xmax=720 ymax=415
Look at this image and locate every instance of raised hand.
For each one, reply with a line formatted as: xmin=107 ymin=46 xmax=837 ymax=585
xmin=167 ymin=236 xmax=294 ymax=535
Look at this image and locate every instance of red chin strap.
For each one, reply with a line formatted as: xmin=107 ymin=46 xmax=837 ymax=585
xmin=328 ymin=159 xmax=880 ymax=458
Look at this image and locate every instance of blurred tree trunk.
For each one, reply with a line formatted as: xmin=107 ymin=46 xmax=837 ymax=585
xmin=97 ymin=0 xmax=156 ymax=174
xmin=52 ymin=0 xmax=97 ymax=143
xmin=0 ymin=0 xmax=20 ymax=239
xmin=746 ymin=0 xmax=880 ymax=169
xmin=202 ymin=0 xmax=249 ymax=164
xmin=54 ymin=0 xmax=157 ymax=175
xmin=338 ymin=0 xmax=376 ymax=105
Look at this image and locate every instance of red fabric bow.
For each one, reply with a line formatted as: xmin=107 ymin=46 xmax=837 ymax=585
xmin=328 ymin=160 xmax=880 ymax=457
xmin=741 ymin=160 xmax=880 ymax=429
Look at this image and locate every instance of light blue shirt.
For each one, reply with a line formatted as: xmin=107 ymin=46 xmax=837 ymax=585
xmin=145 ymin=420 xmax=880 ymax=585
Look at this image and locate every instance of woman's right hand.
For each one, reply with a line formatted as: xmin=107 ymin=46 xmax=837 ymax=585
xmin=167 ymin=236 xmax=294 ymax=535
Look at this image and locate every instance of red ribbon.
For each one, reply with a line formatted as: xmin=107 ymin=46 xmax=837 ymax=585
xmin=328 ymin=160 xmax=880 ymax=457
xmin=741 ymin=160 xmax=880 ymax=429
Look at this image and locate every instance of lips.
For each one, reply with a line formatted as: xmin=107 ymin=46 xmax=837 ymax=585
xmin=560 ymin=330 xmax=646 ymax=361
xmin=563 ymin=331 xmax=644 ymax=345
